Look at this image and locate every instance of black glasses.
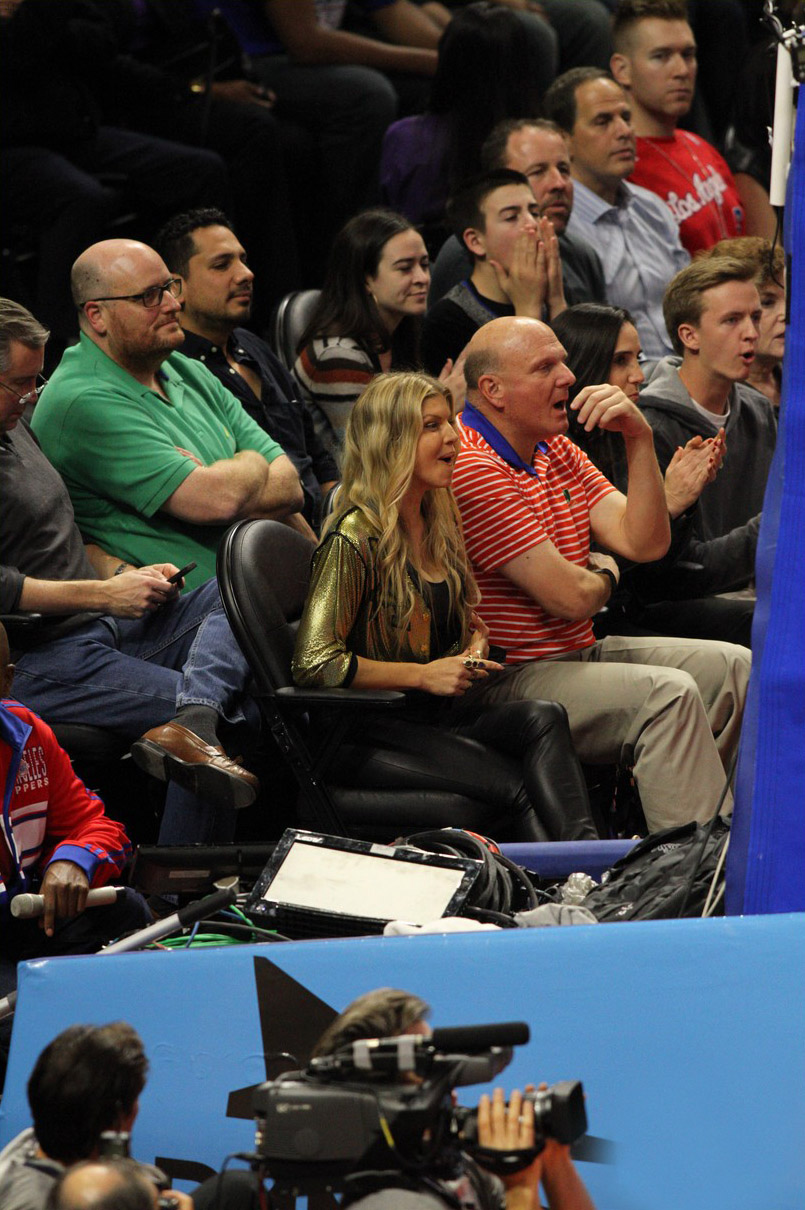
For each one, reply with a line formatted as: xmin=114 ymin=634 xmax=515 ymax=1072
xmin=0 ymin=373 xmax=49 ymax=407
xmin=84 ymin=278 xmax=183 ymax=309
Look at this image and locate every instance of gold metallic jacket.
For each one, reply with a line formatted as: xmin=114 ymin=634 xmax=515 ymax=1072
xmin=292 ymin=508 xmax=470 ymax=688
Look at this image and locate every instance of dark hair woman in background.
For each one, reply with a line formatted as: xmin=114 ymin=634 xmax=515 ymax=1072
xmin=295 ymin=209 xmax=463 ymax=466
xmin=552 ymin=303 xmax=753 ymax=645
xmin=553 ymin=302 xmax=723 ymax=515
xmin=379 ymin=3 xmax=544 ymax=248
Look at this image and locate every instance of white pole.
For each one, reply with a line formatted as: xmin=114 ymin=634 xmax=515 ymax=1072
xmin=770 ymin=40 xmax=796 ymax=208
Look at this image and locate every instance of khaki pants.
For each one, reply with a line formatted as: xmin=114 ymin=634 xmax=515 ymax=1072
xmin=467 ymin=635 xmax=751 ymax=832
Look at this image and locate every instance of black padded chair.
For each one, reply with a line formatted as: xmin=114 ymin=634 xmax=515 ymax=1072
xmin=216 ymin=519 xmax=552 ymax=843
xmin=268 ymin=289 xmax=322 ymax=373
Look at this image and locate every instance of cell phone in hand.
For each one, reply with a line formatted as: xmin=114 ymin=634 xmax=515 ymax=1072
xmin=167 ymin=561 xmax=197 ymax=585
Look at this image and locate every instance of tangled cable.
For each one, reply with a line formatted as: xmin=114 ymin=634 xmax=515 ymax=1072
xmin=395 ymin=829 xmax=539 ymax=924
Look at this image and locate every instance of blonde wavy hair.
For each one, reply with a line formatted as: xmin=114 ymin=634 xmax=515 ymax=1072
xmin=327 ymin=371 xmax=479 ymax=651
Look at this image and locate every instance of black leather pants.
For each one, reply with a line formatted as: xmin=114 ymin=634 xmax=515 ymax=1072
xmin=330 ymin=698 xmax=597 ymax=844
xmin=450 ymin=699 xmax=598 ymax=842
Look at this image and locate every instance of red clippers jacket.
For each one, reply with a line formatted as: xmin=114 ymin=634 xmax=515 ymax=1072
xmin=0 ymin=699 xmax=131 ymax=917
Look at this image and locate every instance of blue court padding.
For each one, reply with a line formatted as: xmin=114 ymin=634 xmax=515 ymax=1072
xmin=1 ymin=916 xmax=804 ymax=1210
xmin=726 ymin=95 xmax=805 ymax=912
xmin=501 ymin=841 xmax=635 ymax=881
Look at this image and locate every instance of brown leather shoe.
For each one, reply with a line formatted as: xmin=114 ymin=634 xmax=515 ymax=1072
xmin=131 ymin=722 xmax=259 ymax=810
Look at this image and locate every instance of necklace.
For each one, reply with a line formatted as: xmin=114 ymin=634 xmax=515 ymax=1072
xmin=640 ymin=132 xmax=736 ymax=240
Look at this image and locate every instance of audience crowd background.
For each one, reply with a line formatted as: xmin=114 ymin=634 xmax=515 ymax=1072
xmin=0 ymin=0 xmax=788 ymax=1094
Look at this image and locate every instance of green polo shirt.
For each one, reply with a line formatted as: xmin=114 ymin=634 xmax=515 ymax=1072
xmin=32 ymin=334 xmax=285 ymax=589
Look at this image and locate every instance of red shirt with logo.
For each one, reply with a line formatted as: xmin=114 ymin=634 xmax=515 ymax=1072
xmin=630 ymin=131 xmax=744 ymax=254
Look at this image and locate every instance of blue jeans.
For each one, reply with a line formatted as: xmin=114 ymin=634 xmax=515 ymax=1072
xmin=13 ymin=580 xmax=257 ymax=844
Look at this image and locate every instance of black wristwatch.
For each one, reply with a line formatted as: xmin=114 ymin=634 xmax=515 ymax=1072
xmin=595 ymin=567 xmax=618 ymax=598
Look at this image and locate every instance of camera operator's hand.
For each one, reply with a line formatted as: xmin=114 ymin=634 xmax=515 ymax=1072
xmin=477 ymin=1088 xmax=542 ymax=1210
xmin=155 ymin=1193 xmax=194 ymax=1210
xmin=528 ymin=1084 xmax=596 ymax=1210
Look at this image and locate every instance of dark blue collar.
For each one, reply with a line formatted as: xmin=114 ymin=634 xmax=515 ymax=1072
xmin=460 ymin=400 xmax=548 ymax=478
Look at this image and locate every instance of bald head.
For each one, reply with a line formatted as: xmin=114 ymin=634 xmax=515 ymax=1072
xmin=465 ymin=316 xmax=555 ymax=394
xmin=463 ymin=316 xmax=575 ymax=454
xmin=50 ymin=1160 xmax=155 ymax=1210
xmin=72 ymin=240 xmax=184 ymax=374
xmin=71 ymin=240 xmax=167 ymax=311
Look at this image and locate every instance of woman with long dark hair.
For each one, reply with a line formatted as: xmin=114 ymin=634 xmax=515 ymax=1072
xmin=295 ymin=209 xmax=460 ymax=465
xmin=379 ymin=2 xmax=544 ymax=243
xmin=292 ymin=371 xmax=598 ymax=842
xmin=552 ymin=303 xmax=645 ymax=490
xmin=552 ymin=302 xmax=721 ymax=513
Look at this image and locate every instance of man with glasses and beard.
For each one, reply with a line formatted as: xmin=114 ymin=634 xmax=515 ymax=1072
xmin=33 ymin=238 xmax=306 ymax=590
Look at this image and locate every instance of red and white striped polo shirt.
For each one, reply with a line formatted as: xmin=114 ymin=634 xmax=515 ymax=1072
xmin=453 ymin=415 xmax=616 ymax=661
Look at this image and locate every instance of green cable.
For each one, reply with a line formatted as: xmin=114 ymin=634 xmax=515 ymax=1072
xmin=149 ymin=933 xmax=243 ymax=949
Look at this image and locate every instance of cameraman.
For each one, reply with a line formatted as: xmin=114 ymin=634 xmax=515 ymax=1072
xmin=0 ymin=1022 xmax=256 ymax=1210
xmin=311 ymin=989 xmax=596 ymax=1210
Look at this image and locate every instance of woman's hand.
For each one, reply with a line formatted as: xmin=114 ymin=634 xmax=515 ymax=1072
xmin=419 ymin=653 xmax=502 ymax=696
xmin=466 ymin=612 xmax=491 ymax=660
xmin=663 ymin=430 xmax=725 ymax=518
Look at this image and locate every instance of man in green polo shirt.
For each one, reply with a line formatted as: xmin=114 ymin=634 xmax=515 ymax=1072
xmin=32 ymin=238 xmax=306 ymax=591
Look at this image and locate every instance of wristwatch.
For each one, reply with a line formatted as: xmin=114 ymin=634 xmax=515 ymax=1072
xmin=595 ymin=567 xmax=618 ymax=597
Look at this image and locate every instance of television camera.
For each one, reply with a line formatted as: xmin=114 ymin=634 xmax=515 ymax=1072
xmin=252 ymin=1022 xmax=587 ymax=1200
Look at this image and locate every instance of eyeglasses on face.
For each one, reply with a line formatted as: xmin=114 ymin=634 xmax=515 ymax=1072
xmin=82 ymin=277 xmax=183 ymax=309
xmin=0 ymin=373 xmax=49 ymax=407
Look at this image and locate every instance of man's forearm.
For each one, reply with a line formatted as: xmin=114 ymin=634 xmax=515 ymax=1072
xmin=621 ymin=431 xmax=671 ymax=561
xmin=164 ymin=450 xmax=301 ymax=525
xmin=246 ymin=454 xmax=305 ymax=519
xmin=274 ymin=19 xmax=437 ymax=72
xmin=18 ymin=577 xmax=110 ymax=614
xmin=83 ymin=544 xmax=136 ymax=578
xmin=541 ymin=1145 xmax=596 ymax=1210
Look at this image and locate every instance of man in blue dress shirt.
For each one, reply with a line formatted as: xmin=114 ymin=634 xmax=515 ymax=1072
xmin=543 ymin=67 xmax=689 ymax=359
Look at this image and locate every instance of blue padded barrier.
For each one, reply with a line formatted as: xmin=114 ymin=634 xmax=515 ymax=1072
xmin=1 ymin=915 xmax=804 ymax=1209
xmin=500 ymin=840 xmax=635 ymax=881
xmin=726 ymin=96 xmax=805 ymax=912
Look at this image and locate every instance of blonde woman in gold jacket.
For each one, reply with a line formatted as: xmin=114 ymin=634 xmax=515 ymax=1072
xmin=292 ymin=372 xmax=597 ymax=842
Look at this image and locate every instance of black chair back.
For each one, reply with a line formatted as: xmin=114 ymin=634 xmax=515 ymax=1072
xmin=217 ymin=520 xmax=316 ymax=693
xmin=269 ymin=289 xmax=322 ymax=372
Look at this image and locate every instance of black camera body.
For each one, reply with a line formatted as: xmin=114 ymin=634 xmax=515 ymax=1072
xmin=252 ymin=1023 xmax=587 ymax=1197
xmin=254 ymin=1071 xmax=457 ymax=1184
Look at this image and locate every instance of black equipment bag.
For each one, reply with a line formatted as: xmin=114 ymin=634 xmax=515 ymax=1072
xmin=581 ymin=817 xmax=730 ymax=921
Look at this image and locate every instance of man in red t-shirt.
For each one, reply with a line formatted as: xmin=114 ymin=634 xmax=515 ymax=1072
xmin=610 ymin=0 xmax=744 ymax=254
xmin=451 ymin=315 xmax=751 ymax=833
